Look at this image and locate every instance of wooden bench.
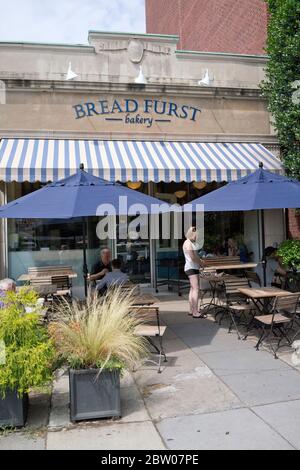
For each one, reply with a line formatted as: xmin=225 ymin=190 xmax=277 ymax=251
xmin=27 ymin=267 xmax=73 ymax=301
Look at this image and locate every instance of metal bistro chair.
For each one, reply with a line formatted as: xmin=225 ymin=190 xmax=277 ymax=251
xmin=199 ymin=272 xmax=225 ymax=316
xmin=219 ymin=277 xmax=257 ymax=340
xmin=133 ymin=305 xmax=167 ymax=374
xmin=254 ymin=293 xmax=300 ymax=359
xmin=119 ymin=283 xmax=141 ymax=296
xmin=116 ymin=283 xmax=167 ymax=373
xmin=51 ymin=275 xmax=72 ymax=302
xmin=282 ymin=295 xmax=300 ymax=344
xmin=245 ymin=271 xmax=262 ymax=288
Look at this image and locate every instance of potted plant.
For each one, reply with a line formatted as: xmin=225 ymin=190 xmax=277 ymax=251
xmin=277 ymin=240 xmax=300 ymax=272
xmin=0 ymin=288 xmax=55 ymax=428
xmin=50 ymin=289 xmax=148 ymax=423
xmin=277 ymin=240 xmax=300 ymax=292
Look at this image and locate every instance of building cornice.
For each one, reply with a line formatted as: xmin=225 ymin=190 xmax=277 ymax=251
xmin=0 ymin=130 xmax=279 ymax=145
xmin=1 ymin=79 xmax=264 ymax=99
xmin=176 ymin=50 xmax=268 ymax=64
xmin=88 ymin=30 xmax=179 ymax=44
xmin=0 ymin=42 xmax=95 ymax=53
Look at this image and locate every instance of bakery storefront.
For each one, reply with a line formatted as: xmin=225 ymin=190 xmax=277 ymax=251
xmin=0 ymin=32 xmax=285 ymax=297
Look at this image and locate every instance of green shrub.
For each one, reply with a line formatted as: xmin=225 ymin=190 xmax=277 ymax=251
xmin=277 ymin=240 xmax=300 ymax=270
xmin=0 ymin=288 xmax=56 ymax=398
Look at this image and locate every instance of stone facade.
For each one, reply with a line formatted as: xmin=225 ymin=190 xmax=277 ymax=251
xmin=0 ymin=31 xmax=286 ymax=282
xmin=0 ymin=32 xmax=276 ymax=146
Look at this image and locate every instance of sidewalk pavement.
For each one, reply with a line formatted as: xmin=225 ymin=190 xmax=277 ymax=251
xmin=1 ymin=293 xmax=300 ymax=450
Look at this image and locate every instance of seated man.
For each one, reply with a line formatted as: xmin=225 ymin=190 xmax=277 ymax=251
xmin=256 ymin=247 xmax=287 ymax=287
xmin=88 ymin=248 xmax=112 ymax=287
xmin=0 ymin=278 xmax=16 ymax=308
xmin=96 ymin=259 xmax=129 ymax=294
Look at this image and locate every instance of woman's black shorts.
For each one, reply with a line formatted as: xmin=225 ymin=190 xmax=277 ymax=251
xmin=185 ymin=269 xmax=200 ymax=277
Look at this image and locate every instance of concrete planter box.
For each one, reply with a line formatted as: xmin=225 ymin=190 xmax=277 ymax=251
xmin=0 ymin=390 xmax=29 ymax=428
xmin=69 ymin=369 xmax=121 ymax=423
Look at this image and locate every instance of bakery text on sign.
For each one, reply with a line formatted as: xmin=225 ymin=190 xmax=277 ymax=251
xmin=73 ymin=99 xmax=201 ymax=128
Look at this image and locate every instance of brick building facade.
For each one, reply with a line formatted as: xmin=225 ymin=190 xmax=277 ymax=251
xmin=146 ymin=0 xmax=268 ymax=55
xmin=146 ymin=0 xmax=300 ymax=240
xmin=288 ymin=211 xmax=300 ymax=240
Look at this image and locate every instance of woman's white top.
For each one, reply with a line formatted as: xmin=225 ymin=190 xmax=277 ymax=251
xmin=183 ymin=241 xmax=200 ymax=272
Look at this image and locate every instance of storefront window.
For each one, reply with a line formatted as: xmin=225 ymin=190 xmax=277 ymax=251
xmin=7 ymin=183 xmax=110 ymax=296
xmin=115 ymin=182 xmax=151 ymax=283
xmin=6 ymin=180 xmax=250 ymax=292
xmin=7 ymin=182 xmax=153 ymax=291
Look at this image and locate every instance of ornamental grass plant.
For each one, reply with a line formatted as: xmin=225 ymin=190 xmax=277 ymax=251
xmin=49 ymin=288 xmax=149 ymax=372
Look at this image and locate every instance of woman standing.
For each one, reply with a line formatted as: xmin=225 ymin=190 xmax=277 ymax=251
xmin=183 ymin=227 xmax=206 ymax=319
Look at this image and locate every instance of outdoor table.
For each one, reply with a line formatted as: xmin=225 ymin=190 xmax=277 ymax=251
xmin=205 ymin=263 xmax=258 ymax=272
xmin=18 ymin=271 xmax=78 ymax=282
xmin=238 ymin=287 xmax=293 ymax=313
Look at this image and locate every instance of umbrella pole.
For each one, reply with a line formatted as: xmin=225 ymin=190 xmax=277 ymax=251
xmin=261 ymin=210 xmax=267 ymax=287
xmin=82 ymin=217 xmax=88 ymax=298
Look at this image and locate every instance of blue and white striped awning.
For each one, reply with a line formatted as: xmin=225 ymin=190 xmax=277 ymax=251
xmin=0 ymin=139 xmax=283 ymax=183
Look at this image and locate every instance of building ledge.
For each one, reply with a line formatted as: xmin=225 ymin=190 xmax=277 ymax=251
xmin=176 ymin=50 xmax=268 ymax=63
xmin=88 ymin=30 xmax=179 ymax=43
xmin=0 ymin=78 xmax=264 ymax=97
xmin=0 ymin=41 xmax=95 ymax=53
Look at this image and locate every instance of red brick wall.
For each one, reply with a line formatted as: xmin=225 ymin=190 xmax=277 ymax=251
xmin=146 ymin=0 xmax=268 ymax=55
xmin=288 ymin=210 xmax=300 ymax=240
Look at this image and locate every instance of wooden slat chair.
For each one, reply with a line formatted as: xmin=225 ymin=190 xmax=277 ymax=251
xmin=199 ymin=272 xmax=226 ymax=315
xmin=219 ymin=277 xmax=257 ymax=340
xmin=119 ymin=283 xmax=141 ymax=296
xmin=255 ymin=293 xmax=300 ymax=358
xmin=245 ymin=271 xmax=262 ymax=288
xmin=292 ymin=301 xmax=300 ymax=341
xmin=30 ymin=278 xmax=52 ymax=287
xmin=133 ymin=306 xmax=167 ymax=374
xmin=51 ymin=275 xmax=72 ymax=301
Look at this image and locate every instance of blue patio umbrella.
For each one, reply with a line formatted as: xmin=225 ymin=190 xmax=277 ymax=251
xmin=0 ymin=165 xmax=168 ymax=296
xmin=186 ymin=164 xmax=300 ymax=285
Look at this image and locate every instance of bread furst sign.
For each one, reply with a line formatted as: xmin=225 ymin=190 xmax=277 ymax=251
xmin=73 ymin=98 xmax=201 ymax=129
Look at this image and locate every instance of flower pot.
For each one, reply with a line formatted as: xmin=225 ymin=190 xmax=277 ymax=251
xmin=69 ymin=369 xmax=121 ymax=423
xmin=0 ymin=390 xmax=29 ymax=428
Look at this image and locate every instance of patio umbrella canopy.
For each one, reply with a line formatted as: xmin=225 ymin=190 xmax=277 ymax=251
xmin=0 ymin=165 xmax=168 ymax=296
xmin=186 ymin=164 xmax=300 ymax=286
xmin=0 ymin=166 xmax=166 ymax=219
xmin=187 ymin=165 xmax=300 ymax=213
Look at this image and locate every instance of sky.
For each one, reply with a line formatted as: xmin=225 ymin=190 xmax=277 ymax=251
xmin=0 ymin=0 xmax=146 ymax=44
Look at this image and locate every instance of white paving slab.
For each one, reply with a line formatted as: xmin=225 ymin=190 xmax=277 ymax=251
xmin=253 ymin=400 xmax=300 ymax=449
xmin=198 ymin=348 xmax=290 ymax=377
xmin=0 ymin=433 xmax=46 ymax=450
xmin=221 ymin=369 xmax=300 ymax=406
xmin=157 ymin=408 xmax=294 ymax=450
xmin=47 ymin=422 xmax=165 ymax=450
